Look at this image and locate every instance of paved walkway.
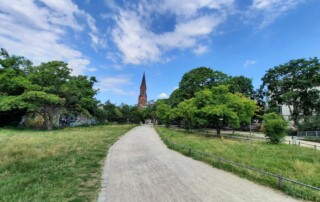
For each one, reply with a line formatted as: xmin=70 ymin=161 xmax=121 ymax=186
xmin=98 ymin=125 xmax=299 ymax=202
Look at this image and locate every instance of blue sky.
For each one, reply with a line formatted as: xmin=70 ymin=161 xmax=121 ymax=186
xmin=0 ymin=0 xmax=319 ymax=105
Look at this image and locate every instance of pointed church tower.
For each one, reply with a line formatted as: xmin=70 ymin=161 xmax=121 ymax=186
xmin=138 ymin=72 xmax=147 ymax=108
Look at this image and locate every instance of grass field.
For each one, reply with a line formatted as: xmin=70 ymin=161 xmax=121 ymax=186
xmin=0 ymin=124 xmax=136 ymax=202
xmin=156 ymin=127 xmax=320 ymax=201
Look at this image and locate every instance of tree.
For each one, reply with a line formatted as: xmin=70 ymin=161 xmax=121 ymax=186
xmin=226 ymin=76 xmax=254 ymax=97
xmin=103 ymin=100 xmax=122 ymax=122
xmin=179 ymin=67 xmax=229 ymax=100
xmin=168 ymin=88 xmax=183 ymax=107
xmin=263 ymin=113 xmax=288 ymax=144
xmin=155 ymin=100 xmax=172 ymax=127
xmin=60 ymin=75 xmax=100 ymax=119
xmin=193 ymin=85 xmax=257 ymax=136
xmin=1 ymin=49 xmax=101 ymax=129
xmin=171 ymin=98 xmax=197 ymax=131
xmin=260 ymin=58 xmax=320 ymax=128
xmin=0 ymin=48 xmax=33 ymax=126
xmin=24 ymin=61 xmax=73 ymax=129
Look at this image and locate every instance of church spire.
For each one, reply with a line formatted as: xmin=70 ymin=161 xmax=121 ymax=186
xmin=138 ymin=72 xmax=147 ymax=108
xmin=140 ymin=72 xmax=146 ymax=88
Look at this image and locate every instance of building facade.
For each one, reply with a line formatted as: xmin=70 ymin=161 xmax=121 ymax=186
xmin=138 ymin=72 xmax=147 ymax=108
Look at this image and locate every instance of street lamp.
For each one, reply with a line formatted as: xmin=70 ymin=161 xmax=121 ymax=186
xmin=218 ymin=117 xmax=223 ymax=136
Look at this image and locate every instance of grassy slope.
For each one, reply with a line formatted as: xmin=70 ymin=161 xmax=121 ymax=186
xmin=156 ymin=127 xmax=320 ymax=201
xmin=0 ymin=124 xmax=136 ymax=202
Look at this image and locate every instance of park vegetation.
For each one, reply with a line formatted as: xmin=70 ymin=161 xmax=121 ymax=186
xmin=156 ymin=127 xmax=320 ymax=201
xmin=0 ymin=124 xmax=136 ymax=201
xmin=1 ymin=48 xmax=320 ymax=200
xmin=155 ymin=58 xmax=320 ymax=141
xmin=260 ymin=58 xmax=320 ymax=130
xmin=0 ymin=49 xmax=147 ymax=129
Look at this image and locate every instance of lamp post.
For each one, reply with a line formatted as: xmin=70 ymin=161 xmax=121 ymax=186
xmin=250 ymin=118 xmax=252 ymax=135
xmin=218 ymin=117 xmax=223 ymax=137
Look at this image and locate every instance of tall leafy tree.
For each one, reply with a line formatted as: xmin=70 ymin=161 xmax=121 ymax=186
xmin=260 ymin=58 xmax=320 ymax=128
xmin=0 ymin=48 xmax=33 ymax=125
xmin=226 ymin=76 xmax=254 ymax=97
xmin=1 ymin=49 xmax=101 ymax=129
xmin=155 ymin=100 xmax=172 ymax=127
xmin=171 ymin=98 xmax=197 ymax=131
xmin=178 ymin=67 xmax=229 ymax=100
xmin=24 ymin=61 xmax=72 ymax=129
xmin=193 ymin=85 xmax=257 ymax=136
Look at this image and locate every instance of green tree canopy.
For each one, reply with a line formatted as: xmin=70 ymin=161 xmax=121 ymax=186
xmin=226 ymin=76 xmax=254 ymax=97
xmin=260 ymin=58 xmax=320 ymax=128
xmin=178 ymin=67 xmax=229 ymax=100
xmin=171 ymin=98 xmax=197 ymax=131
xmin=0 ymin=48 xmax=100 ymax=129
xmin=193 ymin=85 xmax=257 ymax=135
xmin=155 ymin=100 xmax=172 ymax=127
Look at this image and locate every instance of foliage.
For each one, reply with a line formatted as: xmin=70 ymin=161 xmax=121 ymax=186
xmin=141 ymin=102 xmax=156 ymax=123
xmin=192 ymin=85 xmax=257 ymax=135
xmin=0 ymin=48 xmax=101 ymax=129
xmin=178 ymin=67 xmax=229 ymax=100
xmin=103 ymin=100 xmax=123 ymax=122
xmin=263 ymin=113 xmax=288 ymax=144
xmin=226 ymin=76 xmax=254 ymax=97
xmin=171 ymin=98 xmax=197 ymax=131
xmin=260 ymin=58 xmax=320 ymax=128
xmin=157 ymin=127 xmax=320 ymax=201
xmin=155 ymin=100 xmax=172 ymax=127
xmin=0 ymin=49 xmax=33 ymax=125
xmin=0 ymin=125 xmax=135 ymax=201
xmin=167 ymin=88 xmax=182 ymax=107
xmin=101 ymin=101 xmax=143 ymax=124
xmin=298 ymin=116 xmax=320 ymax=131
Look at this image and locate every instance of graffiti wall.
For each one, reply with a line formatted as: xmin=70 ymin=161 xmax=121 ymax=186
xmin=59 ymin=115 xmax=97 ymax=127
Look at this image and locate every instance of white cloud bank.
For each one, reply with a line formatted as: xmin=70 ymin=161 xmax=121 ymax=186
xmin=158 ymin=93 xmax=169 ymax=99
xmin=107 ymin=0 xmax=306 ymax=65
xmin=0 ymin=0 xmax=102 ymax=75
xmin=247 ymin=0 xmax=304 ymax=28
xmin=97 ymin=75 xmax=136 ymax=96
xmin=109 ymin=0 xmax=234 ymax=65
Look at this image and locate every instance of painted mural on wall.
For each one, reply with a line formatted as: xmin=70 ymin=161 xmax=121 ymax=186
xmin=59 ymin=115 xmax=97 ymax=127
xmin=20 ymin=113 xmax=97 ymax=128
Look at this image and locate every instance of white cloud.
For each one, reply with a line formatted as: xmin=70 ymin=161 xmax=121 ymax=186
xmin=0 ymin=0 xmax=102 ymax=75
xmin=112 ymin=10 xmax=161 ymax=64
xmin=109 ymin=0 xmax=234 ymax=65
xmin=158 ymin=93 xmax=169 ymax=99
xmin=244 ymin=60 xmax=257 ymax=67
xmin=97 ymin=75 xmax=136 ymax=96
xmin=247 ymin=0 xmax=304 ymax=28
xmin=160 ymin=0 xmax=235 ymax=17
xmin=193 ymin=45 xmax=208 ymax=55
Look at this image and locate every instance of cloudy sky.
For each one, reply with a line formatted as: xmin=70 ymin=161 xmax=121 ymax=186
xmin=0 ymin=0 xmax=319 ymax=105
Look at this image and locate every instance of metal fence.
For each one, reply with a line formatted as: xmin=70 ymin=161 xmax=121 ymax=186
xmin=171 ymin=127 xmax=268 ymax=142
xmin=297 ymin=131 xmax=320 ymax=137
xmin=160 ymin=135 xmax=320 ymax=192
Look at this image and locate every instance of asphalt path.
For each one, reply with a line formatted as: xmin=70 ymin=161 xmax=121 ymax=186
xmin=98 ymin=125 xmax=299 ymax=202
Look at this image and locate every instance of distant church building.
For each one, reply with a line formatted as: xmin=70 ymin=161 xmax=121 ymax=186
xmin=138 ymin=72 xmax=147 ymax=108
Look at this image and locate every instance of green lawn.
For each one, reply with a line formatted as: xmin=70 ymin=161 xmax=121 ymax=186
xmin=0 ymin=124 xmax=136 ymax=202
xmin=156 ymin=127 xmax=320 ymax=201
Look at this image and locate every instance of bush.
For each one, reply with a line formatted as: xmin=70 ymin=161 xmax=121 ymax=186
xmin=263 ymin=112 xmax=288 ymax=144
